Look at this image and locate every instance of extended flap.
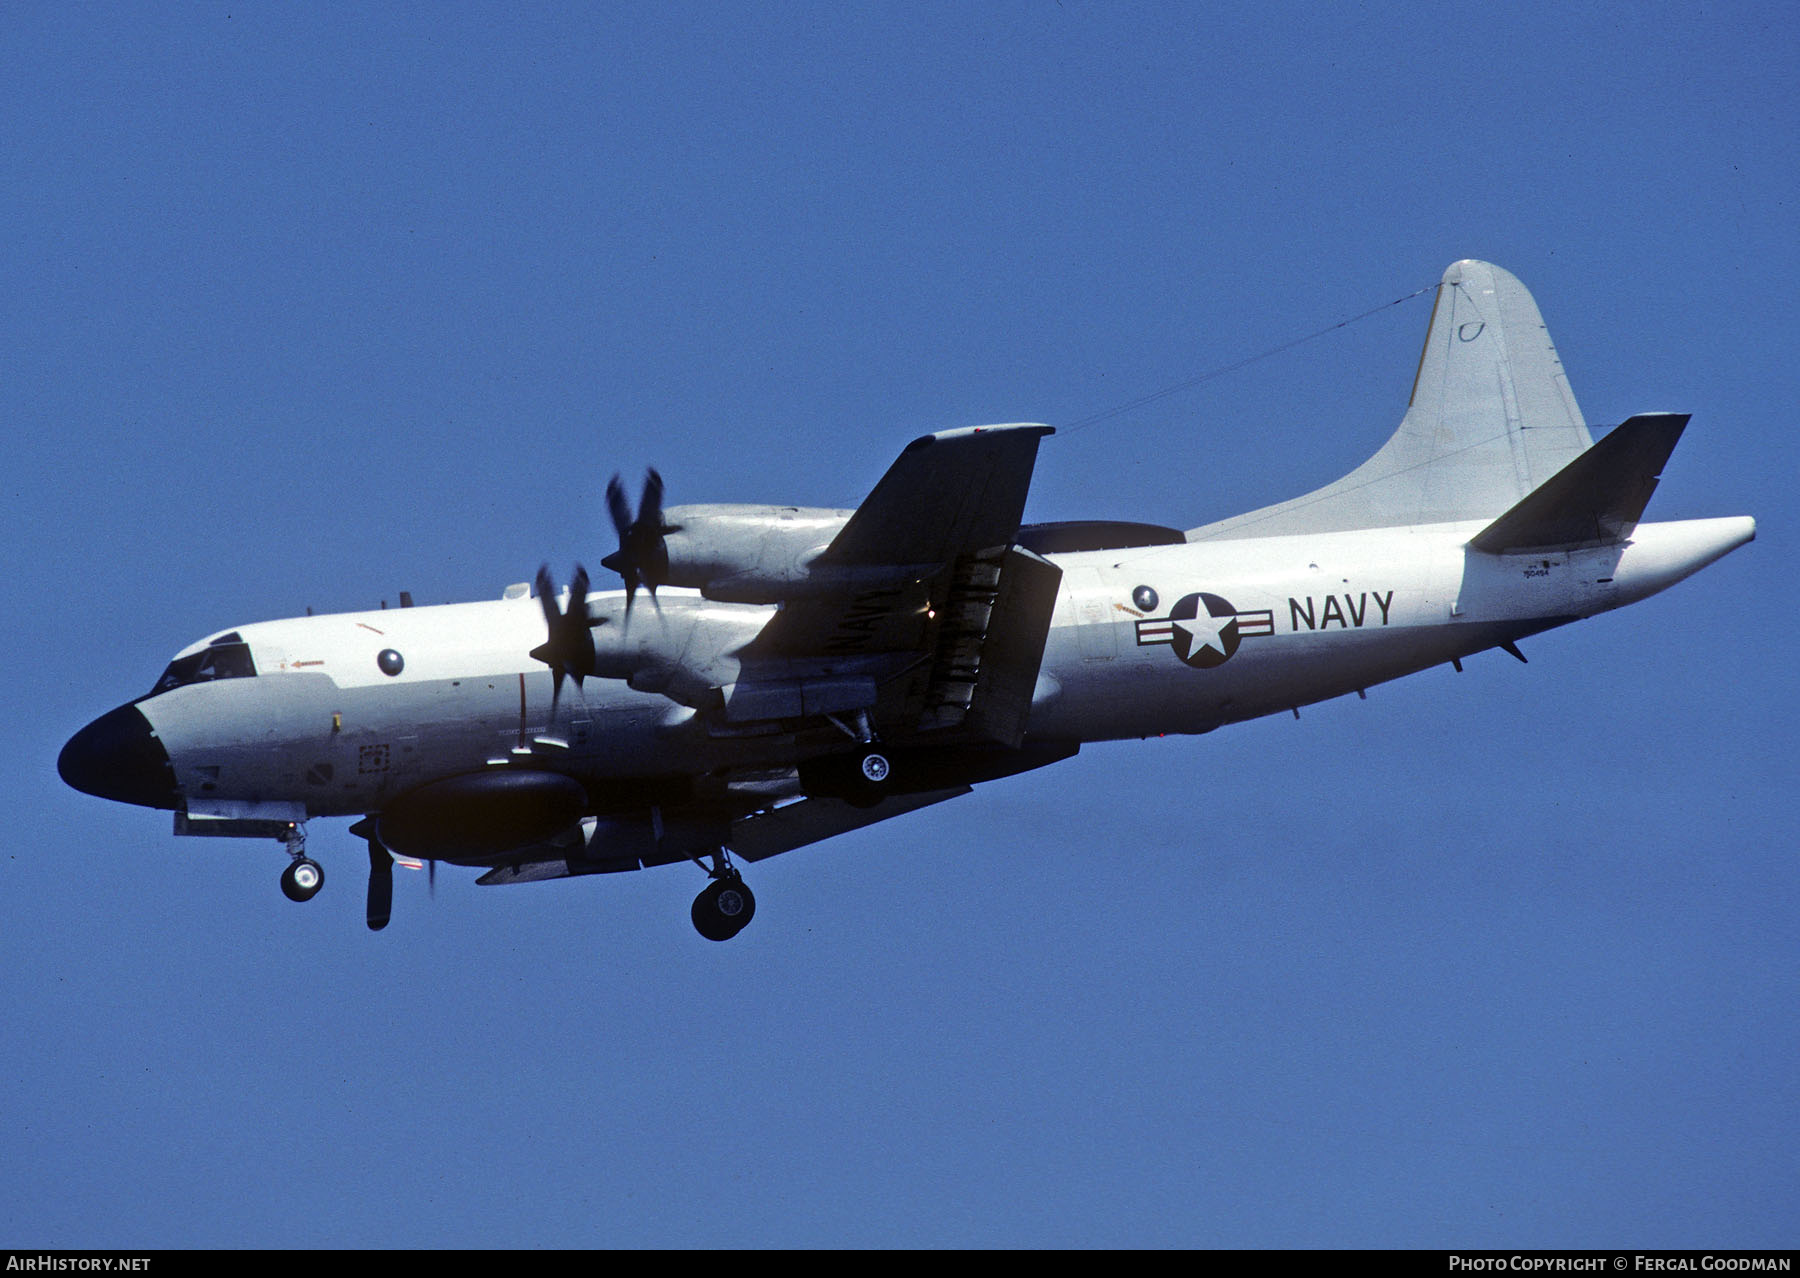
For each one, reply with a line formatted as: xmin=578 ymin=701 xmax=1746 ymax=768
xmin=958 ymin=546 xmax=1063 ymax=747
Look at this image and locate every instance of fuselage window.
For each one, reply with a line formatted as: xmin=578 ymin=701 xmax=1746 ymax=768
xmin=148 ymin=641 xmax=257 ymax=696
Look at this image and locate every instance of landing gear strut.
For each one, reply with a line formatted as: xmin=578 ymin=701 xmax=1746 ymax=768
xmin=690 ymin=850 xmax=755 ymax=942
xmin=278 ymin=824 xmax=324 ymax=902
xmin=797 ymin=745 xmax=896 ymax=808
xmin=804 ymin=711 xmax=897 ymax=808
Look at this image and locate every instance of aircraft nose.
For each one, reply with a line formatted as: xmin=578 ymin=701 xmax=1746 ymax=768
xmin=58 ymin=704 xmax=180 ymax=810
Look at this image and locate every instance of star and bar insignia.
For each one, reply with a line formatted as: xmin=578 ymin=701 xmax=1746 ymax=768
xmin=1135 ymin=592 xmax=1274 ymax=668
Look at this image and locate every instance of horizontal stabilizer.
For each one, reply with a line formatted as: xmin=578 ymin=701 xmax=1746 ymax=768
xmin=1469 ymin=413 xmax=1689 ymax=554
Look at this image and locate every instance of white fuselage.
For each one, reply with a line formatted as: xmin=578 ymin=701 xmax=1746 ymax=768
xmin=131 ymin=515 xmax=1753 ymax=822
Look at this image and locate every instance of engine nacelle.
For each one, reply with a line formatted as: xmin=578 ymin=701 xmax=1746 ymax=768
xmin=660 ymin=504 xmax=851 ymax=601
xmin=377 ymin=771 xmax=588 ymax=863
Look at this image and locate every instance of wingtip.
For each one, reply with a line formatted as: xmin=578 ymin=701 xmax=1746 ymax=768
xmin=910 ymin=423 xmax=1056 ymax=449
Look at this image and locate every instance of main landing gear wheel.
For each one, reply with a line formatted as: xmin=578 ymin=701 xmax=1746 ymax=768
xmin=843 ymin=746 xmax=894 ymax=808
xmin=280 ymin=857 xmax=324 ymax=902
xmin=691 ymin=873 xmax=756 ymax=942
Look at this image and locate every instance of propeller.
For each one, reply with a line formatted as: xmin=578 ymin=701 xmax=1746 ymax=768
xmin=348 ymin=817 xmax=431 ymax=931
xmin=366 ymin=837 xmax=393 ymax=931
xmin=601 ymin=469 xmax=679 ymax=622
xmin=529 ymin=563 xmax=599 ymax=715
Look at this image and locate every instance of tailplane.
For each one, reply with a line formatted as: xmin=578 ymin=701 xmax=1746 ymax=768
xmin=1469 ymin=413 xmax=1688 ymax=554
xmin=1190 ymin=260 xmax=1595 ymax=539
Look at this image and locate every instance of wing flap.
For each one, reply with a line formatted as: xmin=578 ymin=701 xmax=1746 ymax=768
xmin=921 ymin=546 xmax=1063 ymax=745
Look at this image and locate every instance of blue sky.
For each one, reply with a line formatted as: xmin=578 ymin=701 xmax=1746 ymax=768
xmin=5 ymin=2 xmax=1794 ymax=1248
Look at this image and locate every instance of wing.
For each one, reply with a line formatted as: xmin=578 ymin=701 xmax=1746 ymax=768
xmin=473 ymin=788 xmax=971 ymax=883
xmin=474 ymin=738 xmax=1080 ymax=882
xmin=817 ymin=423 xmax=1055 ymax=567
xmin=733 ymin=423 xmax=1063 ymax=748
xmin=477 ymin=424 xmax=1069 ymax=888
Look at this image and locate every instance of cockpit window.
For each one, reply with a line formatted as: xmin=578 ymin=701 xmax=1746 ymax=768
xmin=147 ymin=636 xmax=257 ymax=696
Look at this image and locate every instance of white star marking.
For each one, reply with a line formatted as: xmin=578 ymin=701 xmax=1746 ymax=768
xmin=1173 ymin=607 xmax=1234 ymax=658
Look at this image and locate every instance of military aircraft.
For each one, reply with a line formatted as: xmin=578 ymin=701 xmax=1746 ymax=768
xmin=59 ymin=260 xmax=1754 ymax=939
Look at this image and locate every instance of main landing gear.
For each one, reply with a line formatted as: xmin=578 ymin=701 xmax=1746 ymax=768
xmin=801 ymin=711 xmax=897 ymax=808
xmin=691 ymin=850 xmax=756 ymax=942
xmin=796 ymin=744 xmax=895 ymax=807
xmin=855 ymin=747 xmax=891 ymax=784
xmin=278 ymin=824 xmax=324 ymax=902
xmin=839 ymin=711 xmax=893 ymax=808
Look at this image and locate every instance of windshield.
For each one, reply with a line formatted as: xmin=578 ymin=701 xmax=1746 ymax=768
xmin=147 ymin=633 xmax=257 ymax=697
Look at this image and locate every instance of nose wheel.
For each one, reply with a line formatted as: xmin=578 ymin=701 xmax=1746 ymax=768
xmin=277 ymin=823 xmax=324 ymax=902
xmin=691 ymin=860 xmax=756 ymax=942
xmin=280 ymin=856 xmax=324 ymax=902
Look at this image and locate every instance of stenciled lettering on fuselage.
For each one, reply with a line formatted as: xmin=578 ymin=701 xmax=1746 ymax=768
xmin=1287 ymin=590 xmax=1394 ymax=631
xmin=823 ymin=587 xmax=905 ymax=654
xmin=1135 ymin=592 xmax=1275 ymax=668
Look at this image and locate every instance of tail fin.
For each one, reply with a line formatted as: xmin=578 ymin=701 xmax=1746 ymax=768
xmin=1189 ymin=260 xmax=1595 ymax=539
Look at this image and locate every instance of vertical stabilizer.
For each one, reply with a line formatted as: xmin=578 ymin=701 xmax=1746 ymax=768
xmin=1190 ymin=260 xmax=1594 ymax=539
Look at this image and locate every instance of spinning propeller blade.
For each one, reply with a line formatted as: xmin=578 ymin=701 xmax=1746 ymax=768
xmin=528 ymin=563 xmax=598 ymax=716
xmin=600 ymin=468 xmax=678 ymax=623
xmin=366 ymin=839 xmax=393 ymax=932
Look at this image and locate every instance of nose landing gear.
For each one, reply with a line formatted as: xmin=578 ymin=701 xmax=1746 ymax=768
xmin=278 ymin=825 xmax=324 ymax=902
